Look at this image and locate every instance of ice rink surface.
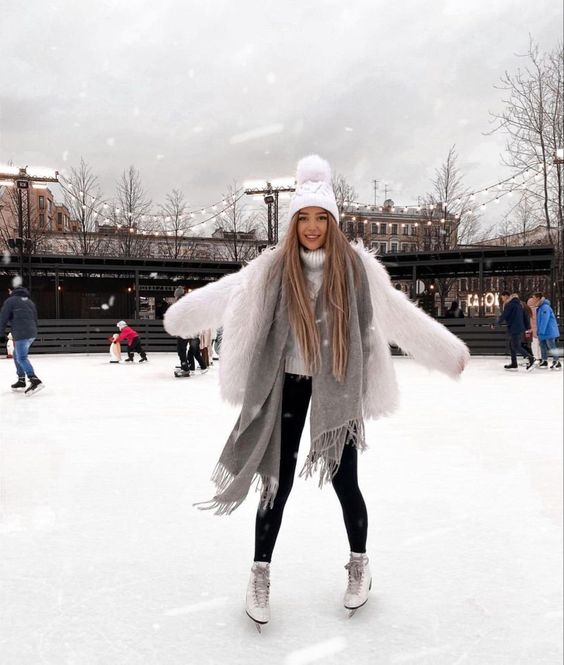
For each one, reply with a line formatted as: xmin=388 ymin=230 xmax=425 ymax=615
xmin=0 ymin=353 xmax=562 ymax=665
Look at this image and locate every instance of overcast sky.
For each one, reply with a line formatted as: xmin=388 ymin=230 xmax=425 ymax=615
xmin=1 ymin=0 xmax=562 ymax=227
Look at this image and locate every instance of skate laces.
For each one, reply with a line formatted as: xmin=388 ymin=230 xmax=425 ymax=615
xmin=251 ymin=565 xmax=270 ymax=607
xmin=345 ymin=557 xmax=366 ymax=594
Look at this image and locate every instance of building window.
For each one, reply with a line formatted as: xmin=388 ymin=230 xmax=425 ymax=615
xmin=39 ymin=214 xmax=45 ymax=227
xmin=371 ymin=223 xmax=378 ymax=234
xmin=39 ymin=196 xmax=45 ymax=209
xmin=411 ymin=225 xmax=417 ymax=236
xmin=48 ymin=199 xmax=52 ymax=213
xmin=370 ymin=241 xmax=379 ymax=250
xmin=57 ymin=212 xmax=63 ymax=225
xmin=347 ymin=221 xmax=354 ymax=235
xmin=379 ymin=223 xmax=387 ymax=235
xmin=401 ymin=242 xmax=409 ymax=252
xmin=402 ymin=224 xmax=409 ymax=236
xmin=391 ymin=241 xmax=398 ymax=253
xmin=357 ymin=221 xmax=364 ymax=235
xmin=391 ymin=223 xmax=398 ymax=235
xmin=379 ymin=242 xmax=387 ymax=254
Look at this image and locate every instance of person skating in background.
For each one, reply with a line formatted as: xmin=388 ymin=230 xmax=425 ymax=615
xmin=445 ymin=300 xmax=464 ymax=318
xmin=172 ymin=286 xmax=190 ymax=378
xmin=213 ymin=326 xmax=223 ymax=359
xmin=0 ymin=285 xmax=44 ymax=394
xmin=496 ymin=291 xmax=535 ymax=371
xmin=199 ymin=329 xmax=212 ymax=368
xmin=115 ymin=321 xmax=148 ymax=362
xmin=526 ymin=295 xmax=541 ymax=361
xmin=188 ymin=335 xmax=208 ymax=374
xmin=529 ymin=292 xmax=561 ymax=370
xmin=521 ymin=300 xmax=535 ymax=360
xmin=164 ymin=155 xmax=469 ymax=630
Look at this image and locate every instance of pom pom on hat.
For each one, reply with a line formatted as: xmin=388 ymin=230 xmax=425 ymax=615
xmin=287 ymin=154 xmax=339 ymax=224
xmin=296 ymin=155 xmax=332 ymax=186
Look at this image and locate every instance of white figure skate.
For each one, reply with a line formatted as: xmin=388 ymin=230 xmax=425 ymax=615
xmin=245 ymin=562 xmax=270 ymax=633
xmin=344 ymin=553 xmax=372 ymax=617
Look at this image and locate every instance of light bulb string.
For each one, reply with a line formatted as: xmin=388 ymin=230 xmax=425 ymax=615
xmin=342 ymin=167 xmax=543 ymax=220
xmin=342 ymin=162 xmax=548 ymax=214
xmin=56 ymin=174 xmax=246 ymax=230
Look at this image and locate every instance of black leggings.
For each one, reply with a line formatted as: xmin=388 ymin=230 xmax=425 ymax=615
xmin=127 ymin=337 xmax=147 ymax=360
xmin=254 ymin=373 xmax=368 ymax=562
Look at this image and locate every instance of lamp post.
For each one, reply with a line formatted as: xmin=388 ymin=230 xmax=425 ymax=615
xmin=245 ymin=181 xmax=295 ymax=246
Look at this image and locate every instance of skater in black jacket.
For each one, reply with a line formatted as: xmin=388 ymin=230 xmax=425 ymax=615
xmin=0 ymin=286 xmax=44 ymax=394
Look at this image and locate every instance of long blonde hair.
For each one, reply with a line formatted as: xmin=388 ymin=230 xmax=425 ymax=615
xmin=275 ymin=213 xmax=360 ymax=382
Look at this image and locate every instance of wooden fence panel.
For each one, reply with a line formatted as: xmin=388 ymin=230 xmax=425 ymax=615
xmin=24 ymin=317 xmax=560 ymax=356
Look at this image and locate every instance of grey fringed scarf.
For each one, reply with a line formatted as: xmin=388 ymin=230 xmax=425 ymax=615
xmin=197 ymin=253 xmax=373 ymax=515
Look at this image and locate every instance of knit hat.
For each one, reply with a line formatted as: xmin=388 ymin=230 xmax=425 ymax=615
xmin=116 ymin=320 xmax=127 ymax=329
xmin=288 ymin=155 xmax=339 ymax=224
xmin=173 ymin=286 xmax=185 ymax=300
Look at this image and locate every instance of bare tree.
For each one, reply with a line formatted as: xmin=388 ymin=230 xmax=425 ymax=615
xmin=215 ymin=182 xmax=259 ymax=262
xmin=488 ymin=38 xmax=563 ymax=310
xmin=423 ymin=145 xmax=485 ymax=251
xmin=62 ymin=158 xmax=106 ymax=255
xmin=421 ymin=146 xmax=489 ymax=313
xmin=157 ymin=189 xmax=197 ymax=259
xmin=332 ymin=172 xmax=358 ymax=229
xmin=113 ymin=166 xmax=153 ymax=257
xmin=511 ymin=193 xmax=543 ymax=243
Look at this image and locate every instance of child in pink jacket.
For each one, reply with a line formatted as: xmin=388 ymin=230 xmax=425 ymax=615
xmin=116 ymin=321 xmax=148 ymax=362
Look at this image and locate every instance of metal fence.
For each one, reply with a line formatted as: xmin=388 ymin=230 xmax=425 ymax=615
xmin=23 ymin=317 xmax=560 ymax=356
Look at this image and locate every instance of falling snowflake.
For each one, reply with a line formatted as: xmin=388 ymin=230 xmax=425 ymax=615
xmin=2 ymin=250 xmax=10 ymax=265
xmin=12 ymin=275 xmax=22 ymax=288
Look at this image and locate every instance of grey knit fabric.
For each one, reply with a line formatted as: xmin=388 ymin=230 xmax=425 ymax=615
xmin=195 ymin=255 xmax=373 ymax=515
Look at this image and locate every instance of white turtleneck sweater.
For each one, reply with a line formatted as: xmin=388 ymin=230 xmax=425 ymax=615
xmin=285 ymin=247 xmax=326 ymax=376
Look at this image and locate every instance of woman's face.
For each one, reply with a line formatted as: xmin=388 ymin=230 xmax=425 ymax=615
xmin=297 ymin=207 xmax=329 ymax=250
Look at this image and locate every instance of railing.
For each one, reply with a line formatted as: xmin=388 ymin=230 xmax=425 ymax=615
xmin=30 ymin=320 xmax=177 ymax=354
xmin=24 ymin=317 xmax=561 ymax=356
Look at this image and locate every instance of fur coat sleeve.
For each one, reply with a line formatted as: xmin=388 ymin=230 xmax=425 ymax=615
xmin=355 ymin=244 xmax=470 ymax=378
xmin=163 ymin=248 xmax=278 ymax=340
xmin=163 ymin=269 xmax=244 ymax=338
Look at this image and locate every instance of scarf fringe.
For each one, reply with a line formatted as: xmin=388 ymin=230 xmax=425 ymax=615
xmin=193 ymin=463 xmax=279 ymax=516
xmin=299 ymin=418 xmax=367 ymax=488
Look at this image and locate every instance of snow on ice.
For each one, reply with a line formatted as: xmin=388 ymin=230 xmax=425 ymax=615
xmin=0 ymin=354 xmax=562 ymax=665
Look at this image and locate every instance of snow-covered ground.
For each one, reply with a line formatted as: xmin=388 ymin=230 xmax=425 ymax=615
xmin=0 ymin=353 xmax=562 ymax=665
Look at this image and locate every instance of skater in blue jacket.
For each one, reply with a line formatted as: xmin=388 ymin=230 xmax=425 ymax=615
xmin=529 ymin=293 xmax=561 ymax=370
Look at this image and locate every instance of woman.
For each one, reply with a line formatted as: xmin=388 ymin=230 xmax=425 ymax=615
xmin=164 ymin=155 xmax=469 ymax=628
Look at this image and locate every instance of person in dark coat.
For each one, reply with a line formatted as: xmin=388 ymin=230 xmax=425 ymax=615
xmin=496 ymin=290 xmax=535 ymax=371
xmin=173 ymin=286 xmax=190 ymax=377
xmin=0 ymin=286 xmax=44 ymax=394
xmin=445 ymin=300 xmax=464 ymax=319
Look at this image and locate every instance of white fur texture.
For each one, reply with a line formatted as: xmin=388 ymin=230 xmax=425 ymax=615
xmin=295 ymin=154 xmax=332 ymax=186
xmin=163 ymin=243 xmax=470 ymax=417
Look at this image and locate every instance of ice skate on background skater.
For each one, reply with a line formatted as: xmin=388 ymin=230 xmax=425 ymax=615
xmin=164 ymin=155 xmax=469 ymax=630
xmin=1 ymin=284 xmax=45 ymax=396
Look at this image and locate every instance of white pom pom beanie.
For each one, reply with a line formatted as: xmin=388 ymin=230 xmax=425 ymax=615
xmin=288 ymin=155 xmax=339 ymax=224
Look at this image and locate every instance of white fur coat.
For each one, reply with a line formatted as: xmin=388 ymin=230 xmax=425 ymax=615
xmin=164 ymin=243 xmax=469 ymax=419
